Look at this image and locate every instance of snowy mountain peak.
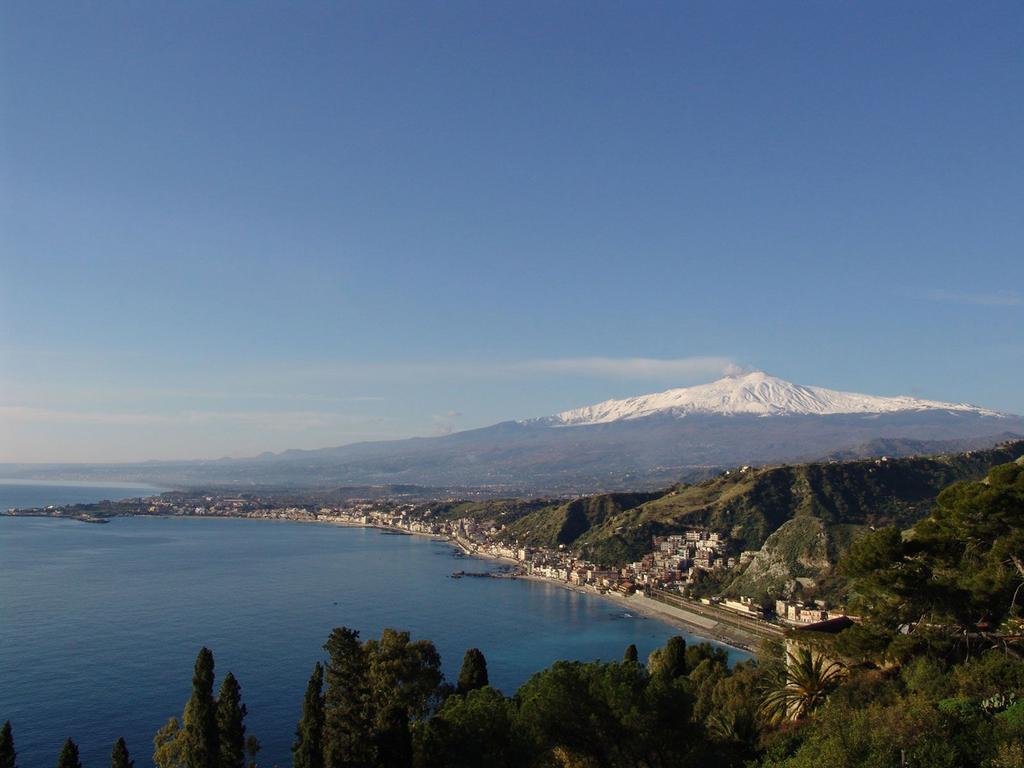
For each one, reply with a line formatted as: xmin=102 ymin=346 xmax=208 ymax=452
xmin=548 ymin=371 xmax=1005 ymax=425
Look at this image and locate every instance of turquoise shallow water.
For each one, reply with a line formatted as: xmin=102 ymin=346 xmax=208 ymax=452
xmin=0 ymin=484 xmax=744 ymax=768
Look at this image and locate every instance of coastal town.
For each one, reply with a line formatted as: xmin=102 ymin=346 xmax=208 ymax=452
xmin=4 ymin=489 xmax=846 ymax=642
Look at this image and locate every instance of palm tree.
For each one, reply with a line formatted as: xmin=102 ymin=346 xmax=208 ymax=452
xmin=760 ymin=645 xmax=845 ymax=724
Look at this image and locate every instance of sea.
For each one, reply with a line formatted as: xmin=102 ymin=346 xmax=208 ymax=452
xmin=0 ymin=481 xmax=745 ymax=768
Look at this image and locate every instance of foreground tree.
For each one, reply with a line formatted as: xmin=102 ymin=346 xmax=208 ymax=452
xmin=153 ymin=718 xmax=186 ymax=768
xmin=365 ymin=628 xmax=443 ymax=766
xmin=217 ymin=673 xmax=247 ymax=768
xmin=840 ymin=461 xmax=1024 ymax=663
xmin=703 ymin=666 xmax=763 ymax=763
xmin=456 ymin=649 xmax=489 ymax=694
xmin=647 ymin=636 xmax=687 ymax=679
xmin=292 ymin=663 xmax=324 ymax=768
xmin=515 ymin=656 xmax=697 ymax=767
xmin=416 ymin=687 xmax=524 ymax=768
xmin=183 ymin=648 xmax=219 ymax=768
xmin=322 ymin=627 xmax=373 ymax=767
xmin=111 ymin=737 xmax=133 ymax=768
xmin=690 ymin=657 xmax=729 ymax=723
xmin=364 ymin=628 xmax=444 ymax=719
xmin=319 ymin=626 xmax=445 ymax=767
xmin=623 ymin=644 xmax=639 ymax=664
xmin=57 ymin=739 xmax=81 ymax=768
xmin=0 ymin=721 xmax=15 ymax=768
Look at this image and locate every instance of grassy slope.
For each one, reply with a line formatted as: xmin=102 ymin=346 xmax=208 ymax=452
xmin=496 ymin=440 xmax=1024 ymax=571
xmin=422 ymin=498 xmax=553 ymax=525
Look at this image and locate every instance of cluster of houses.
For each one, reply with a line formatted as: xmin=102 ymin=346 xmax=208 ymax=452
xmin=625 ymin=532 xmax=760 ymax=587
xmin=446 ymin=517 xmax=847 ymax=628
xmin=141 ymin=495 xmax=320 ymax=521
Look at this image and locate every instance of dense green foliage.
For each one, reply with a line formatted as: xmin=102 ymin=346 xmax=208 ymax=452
xmin=153 ymin=718 xmax=186 ymax=768
xmin=647 ymin=635 xmax=688 ymax=679
xmin=414 ymin=686 xmax=522 ymax=768
xmin=320 ymin=626 xmax=443 ymax=767
xmin=513 ymin=658 xmax=699 ymax=766
xmin=838 ymin=459 xmax=1024 ymax=664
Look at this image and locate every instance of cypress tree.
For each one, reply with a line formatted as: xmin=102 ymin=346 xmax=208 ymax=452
xmin=624 ymin=644 xmax=639 ymax=663
xmin=111 ymin=737 xmax=133 ymax=768
xmin=216 ymin=673 xmax=247 ymax=768
xmin=0 ymin=721 xmax=15 ymax=768
xmin=292 ymin=662 xmax=325 ymax=768
xmin=183 ymin=647 xmax=219 ymax=768
xmin=57 ymin=739 xmax=81 ymax=768
xmin=322 ymin=627 xmax=373 ymax=768
xmin=456 ymin=648 xmax=488 ymax=694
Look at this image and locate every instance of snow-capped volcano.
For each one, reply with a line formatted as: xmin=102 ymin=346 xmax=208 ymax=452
xmin=549 ymin=371 xmax=1005 ymax=425
xmin=22 ymin=371 xmax=1017 ymax=494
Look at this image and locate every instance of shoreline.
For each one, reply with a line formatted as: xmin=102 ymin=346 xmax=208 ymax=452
xmin=442 ymin=532 xmax=757 ymax=654
xmin=5 ymin=509 xmax=758 ymax=653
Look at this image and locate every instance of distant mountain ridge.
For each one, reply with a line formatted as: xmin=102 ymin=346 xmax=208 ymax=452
xmin=1 ymin=373 xmax=1020 ymax=493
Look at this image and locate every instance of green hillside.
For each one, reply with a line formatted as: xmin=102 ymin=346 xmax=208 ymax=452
xmin=495 ymin=440 xmax=1024 ymax=581
xmin=422 ymin=498 xmax=552 ymax=523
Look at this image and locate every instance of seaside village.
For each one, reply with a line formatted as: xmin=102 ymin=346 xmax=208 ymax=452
xmin=123 ymin=492 xmax=840 ymax=628
xmin=331 ymin=503 xmax=843 ymax=629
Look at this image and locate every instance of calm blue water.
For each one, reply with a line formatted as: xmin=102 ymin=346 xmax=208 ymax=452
xmin=0 ymin=484 xmax=744 ymax=768
xmin=0 ymin=480 xmax=163 ymax=510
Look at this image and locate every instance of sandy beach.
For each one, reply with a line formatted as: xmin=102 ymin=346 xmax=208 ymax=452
xmin=445 ymin=536 xmax=760 ymax=654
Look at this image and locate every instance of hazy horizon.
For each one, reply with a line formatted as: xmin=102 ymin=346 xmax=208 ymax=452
xmin=2 ymin=367 xmax=1020 ymax=466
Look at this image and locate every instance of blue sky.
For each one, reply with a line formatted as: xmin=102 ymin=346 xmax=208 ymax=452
xmin=1 ymin=1 xmax=1022 ymax=462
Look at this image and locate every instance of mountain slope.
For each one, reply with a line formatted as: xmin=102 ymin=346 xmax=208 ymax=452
xmin=495 ymin=441 xmax=1024 ymax=579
